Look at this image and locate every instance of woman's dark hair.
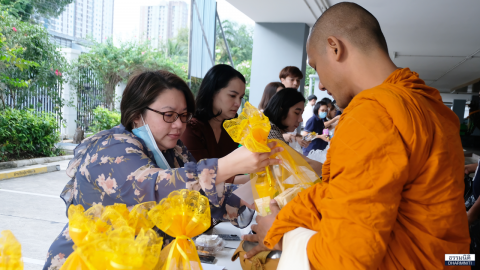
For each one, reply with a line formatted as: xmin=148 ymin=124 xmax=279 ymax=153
xmin=263 ymin=88 xmax=305 ymax=130
xmin=258 ymin=82 xmax=285 ymax=110
xmin=120 ymin=70 xmax=195 ymax=131
xmin=314 ymin=101 xmax=328 ymax=119
xmin=321 ymin=97 xmax=333 ymax=109
xmin=194 ymin=64 xmax=246 ymax=122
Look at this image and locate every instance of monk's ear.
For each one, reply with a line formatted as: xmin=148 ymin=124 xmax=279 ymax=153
xmin=327 ymin=36 xmax=342 ymax=62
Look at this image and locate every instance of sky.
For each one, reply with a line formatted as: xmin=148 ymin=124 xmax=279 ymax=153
xmin=112 ymin=0 xmax=254 ymax=43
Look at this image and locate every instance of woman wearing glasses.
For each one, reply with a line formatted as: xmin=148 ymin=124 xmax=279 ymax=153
xmin=43 ymin=70 xmax=281 ymax=270
xmin=181 ymin=64 xmax=250 ymax=185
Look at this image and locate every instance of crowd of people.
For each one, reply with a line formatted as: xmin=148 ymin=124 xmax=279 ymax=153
xmin=43 ymin=2 xmax=475 ymax=270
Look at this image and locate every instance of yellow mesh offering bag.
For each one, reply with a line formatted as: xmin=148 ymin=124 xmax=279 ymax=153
xmin=61 ymin=202 xmax=161 ymax=270
xmin=0 ymin=230 xmax=23 ymax=270
xmin=103 ymin=227 xmax=163 ymax=270
xmin=149 ymin=190 xmax=211 ymax=270
xmin=224 ymin=102 xmax=321 ymax=216
xmin=223 ymin=101 xmax=271 ymax=153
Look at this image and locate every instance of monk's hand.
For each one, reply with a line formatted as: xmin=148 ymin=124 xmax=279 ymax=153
xmin=242 ymin=200 xmax=282 ymax=259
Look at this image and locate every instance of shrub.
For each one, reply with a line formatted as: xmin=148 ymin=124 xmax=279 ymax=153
xmin=0 ymin=11 xmax=67 ymax=112
xmin=0 ymin=108 xmax=60 ymax=161
xmin=89 ymin=106 xmax=121 ymax=133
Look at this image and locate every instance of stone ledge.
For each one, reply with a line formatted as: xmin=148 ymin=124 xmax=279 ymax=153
xmin=0 ymin=155 xmax=74 ymax=170
xmin=0 ymin=164 xmax=60 ymax=181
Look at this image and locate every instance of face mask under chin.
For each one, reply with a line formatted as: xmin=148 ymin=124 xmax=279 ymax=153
xmin=131 ymin=115 xmax=171 ymax=170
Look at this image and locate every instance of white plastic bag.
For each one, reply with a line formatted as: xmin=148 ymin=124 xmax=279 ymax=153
xmin=289 ymin=140 xmax=303 ymax=153
xmin=307 ymin=143 xmax=330 ymax=163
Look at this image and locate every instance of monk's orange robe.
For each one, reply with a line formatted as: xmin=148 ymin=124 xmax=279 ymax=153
xmin=264 ymin=68 xmax=470 ymax=269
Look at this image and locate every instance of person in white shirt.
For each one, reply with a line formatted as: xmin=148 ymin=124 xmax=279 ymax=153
xmin=302 ymin=94 xmax=317 ymax=125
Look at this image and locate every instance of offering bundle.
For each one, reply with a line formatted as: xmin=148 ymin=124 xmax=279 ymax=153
xmin=2 ymin=189 xmax=211 ymax=270
xmin=0 ymin=230 xmax=23 ymax=270
xmin=224 ymin=102 xmax=321 ymax=216
xmin=149 ymin=190 xmax=211 ymax=270
xmin=61 ymin=202 xmax=162 ymax=270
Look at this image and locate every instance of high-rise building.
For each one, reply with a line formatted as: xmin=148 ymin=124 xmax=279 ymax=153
xmin=49 ymin=4 xmax=75 ymax=36
xmin=139 ymin=1 xmax=188 ymax=48
xmin=45 ymin=0 xmax=114 ymax=47
xmin=168 ymin=1 xmax=188 ymax=38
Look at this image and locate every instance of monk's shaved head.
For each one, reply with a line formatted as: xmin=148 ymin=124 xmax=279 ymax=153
xmin=309 ymin=2 xmax=388 ymax=54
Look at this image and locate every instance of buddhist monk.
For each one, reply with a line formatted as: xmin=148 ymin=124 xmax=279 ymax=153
xmin=243 ymin=2 xmax=470 ymax=269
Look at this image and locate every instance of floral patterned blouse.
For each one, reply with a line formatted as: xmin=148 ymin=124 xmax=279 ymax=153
xmin=43 ymin=125 xmax=254 ymax=270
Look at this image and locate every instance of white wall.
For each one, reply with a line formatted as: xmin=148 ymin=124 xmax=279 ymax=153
xmin=249 ymin=23 xmax=310 ymax=108
xmin=60 ymin=48 xmax=81 ymax=139
xmin=115 ymin=82 xmax=127 ymax=111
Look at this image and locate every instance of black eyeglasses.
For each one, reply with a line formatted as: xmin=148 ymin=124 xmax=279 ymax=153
xmin=146 ymin=107 xmax=193 ymax=123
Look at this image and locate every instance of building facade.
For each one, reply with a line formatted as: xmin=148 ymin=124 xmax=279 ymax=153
xmin=139 ymin=1 xmax=188 ymax=48
xmin=45 ymin=0 xmax=114 ymax=47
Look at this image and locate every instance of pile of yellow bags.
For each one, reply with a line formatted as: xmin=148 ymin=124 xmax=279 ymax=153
xmin=62 ymin=201 xmax=162 ymax=270
xmin=224 ymin=102 xmax=321 ymax=216
xmin=0 ymin=189 xmax=210 ymax=270
xmin=0 ymin=230 xmax=23 ymax=270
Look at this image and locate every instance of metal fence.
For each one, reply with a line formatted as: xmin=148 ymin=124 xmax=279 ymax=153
xmin=3 ymin=83 xmax=63 ymax=125
xmin=76 ymin=68 xmax=105 ymax=131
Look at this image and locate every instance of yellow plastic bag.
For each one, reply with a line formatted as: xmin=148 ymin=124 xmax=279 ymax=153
xmin=224 ymin=102 xmax=321 ymax=216
xmin=104 ymin=227 xmax=163 ymax=270
xmin=0 ymin=230 xmax=23 ymax=270
xmin=61 ymin=202 xmax=161 ymax=270
xmin=149 ymin=190 xmax=211 ymax=270
xmin=223 ymin=101 xmax=271 ymax=153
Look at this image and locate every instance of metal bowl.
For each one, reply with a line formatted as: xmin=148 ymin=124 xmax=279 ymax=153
xmin=242 ymin=241 xmax=282 ymax=259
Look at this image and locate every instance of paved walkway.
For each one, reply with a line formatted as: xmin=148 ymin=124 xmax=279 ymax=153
xmin=0 ymin=168 xmax=71 ymax=269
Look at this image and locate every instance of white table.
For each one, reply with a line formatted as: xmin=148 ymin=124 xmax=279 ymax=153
xmin=202 ymin=220 xmax=257 ymax=270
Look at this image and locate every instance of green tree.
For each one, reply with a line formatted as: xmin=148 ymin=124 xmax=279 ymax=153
xmin=0 ymin=11 xmax=66 ymax=111
xmin=215 ymin=20 xmax=253 ymax=65
xmin=70 ymin=38 xmax=188 ymax=111
xmin=161 ymin=27 xmax=189 ymax=63
xmin=0 ymin=0 xmax=74 ymax=21
xmin=304 ymin=65 xmax=317 ymax=96
xmin=176 ymin=27 xmax=189 ymax=46
xmin=164 ymin=39 xmax=187 ymax=62
xmin=235 ymin=60 xmax=251 ymax=101
xmin=305 ymin=65 xmax=316 ymax=80
xmin=0 ymin=32 xmax=39 ymax=108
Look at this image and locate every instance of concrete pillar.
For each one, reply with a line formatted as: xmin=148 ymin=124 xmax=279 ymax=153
xmin=249 ymin=23 xmax=310 ymax=108
xmin=60 ymin=48 xmax=81 ymax=139
xmin=115 ymin=82 xmax=126 ymax=111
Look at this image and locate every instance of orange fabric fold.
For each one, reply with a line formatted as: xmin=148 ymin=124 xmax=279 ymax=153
xmin=264 ymin=68 xmax=470 ymax=269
